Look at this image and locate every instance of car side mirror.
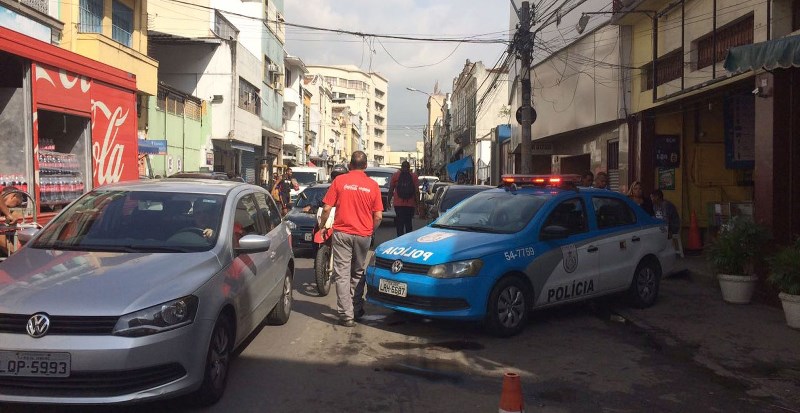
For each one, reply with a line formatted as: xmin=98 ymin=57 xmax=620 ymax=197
xmin=235 ymin=234 xmax=271 ymax=253
xmin=17 ymin=227 xmax=40 ymax=244
xmin=540 ymin=225 xmax=570 ymax=240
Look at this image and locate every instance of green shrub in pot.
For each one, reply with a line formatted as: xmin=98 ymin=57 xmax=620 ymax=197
xmin=707 ymin=216 xmax=770 ymax=276
xmin=767 ymin=238 xmax=800 ymax=295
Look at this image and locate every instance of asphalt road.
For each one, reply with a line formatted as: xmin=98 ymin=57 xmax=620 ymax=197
xmin=0 ymin=220 xmax=776 ymax=413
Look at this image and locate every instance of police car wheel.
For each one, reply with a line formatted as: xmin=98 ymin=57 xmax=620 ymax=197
xmin=627 ymin=258 xmax=661 ymax=308
xmin=485 ymin=277 xmax=530 ymax=337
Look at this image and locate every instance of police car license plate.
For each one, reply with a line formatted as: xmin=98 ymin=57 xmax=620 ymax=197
xmin=0 ymin=351 xmax=70 ymax=377
xmin=378 ymin=279 xmax=407 ymax=297
xmin=304 ymin=233 xmax=312 ymax=241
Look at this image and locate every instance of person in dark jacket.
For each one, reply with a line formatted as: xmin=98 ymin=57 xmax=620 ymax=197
xmin=651 ymin=189 xmax=681 ymax=237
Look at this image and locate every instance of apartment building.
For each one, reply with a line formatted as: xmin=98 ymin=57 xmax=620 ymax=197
xmin=306 ymin=65 xmax=388 ymax=165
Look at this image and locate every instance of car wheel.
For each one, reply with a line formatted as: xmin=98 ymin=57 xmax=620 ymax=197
xmin=314 ymin=244 xmax=333 ymax=297
xmin=193 ymin=315 xmax=233 ymax=406
xmin=267 ymin=268 xmax=293 ymax=325
xmin=485 ymin=276 xmax=530 ymax=337
xmin=627 ymin=258 xmax=661 ymax=308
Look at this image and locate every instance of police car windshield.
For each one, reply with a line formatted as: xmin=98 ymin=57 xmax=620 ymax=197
xmin=433 ymin=191 xmax=548 ymax=234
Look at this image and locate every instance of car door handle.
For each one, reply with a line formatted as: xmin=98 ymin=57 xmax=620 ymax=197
xmin=631 ymin=236 xmax=641 ymax=242
xmin=269 ymin=252 xmax=277 ymax=261
xmin=587 ymin=246 xmax=599 ymax=253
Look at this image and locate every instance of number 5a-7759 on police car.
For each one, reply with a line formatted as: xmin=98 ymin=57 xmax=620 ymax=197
xmin=366 ymin=175 xmax=676 ymax=337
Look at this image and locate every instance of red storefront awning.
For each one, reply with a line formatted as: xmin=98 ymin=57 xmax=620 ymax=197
xmin=0 ymin=26 xmax=137 ymax=92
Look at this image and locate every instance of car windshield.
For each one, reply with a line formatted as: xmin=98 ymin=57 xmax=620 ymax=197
xmin=433 ymin=191 xmax=548 ymax=233
xmin=293 ymin=172 xmax=318 ymax=185
xmin=366 ymin=171 xmax=394 ymax=188
xmin=440 ymin=188 xmax=492 ymax=211
xmin=295 ymin=186 xmax=329 ymax=208
xmin=31 ymin=190 xmax=226 ymax=252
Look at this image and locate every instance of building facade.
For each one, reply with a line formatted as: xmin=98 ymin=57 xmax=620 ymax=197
xmin=282 ymin=54 xmax=307 ymax=167
xmin=306 ymin=65 xmax=388 ymax=165
xmin=148 ymin=0 xmax=280 ymax=184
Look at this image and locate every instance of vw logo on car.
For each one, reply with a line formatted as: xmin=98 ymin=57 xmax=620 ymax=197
xmin=391 ymin=260 xmax=403 ymax=274
xmin=26 ymin=313 xmax=50 ymax=338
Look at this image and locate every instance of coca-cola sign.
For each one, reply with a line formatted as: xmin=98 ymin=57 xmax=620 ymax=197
xmin=32 ymin=63 xmax=138 ymax=186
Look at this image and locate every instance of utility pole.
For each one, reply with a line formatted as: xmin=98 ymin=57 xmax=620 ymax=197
xmin=516 ymin=1 xmax=534 ymax=174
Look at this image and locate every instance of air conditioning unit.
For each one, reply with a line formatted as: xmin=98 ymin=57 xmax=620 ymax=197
xmin=267 ymin=63 xmax=278 ymax=73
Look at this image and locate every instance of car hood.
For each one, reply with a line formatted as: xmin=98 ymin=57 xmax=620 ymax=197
xmin=0 ymin=248 xmax=222 ymax=316
xmin=374 ymin=226 xmax=512 ymax=265
xmin=285 ymin=208 xmax=317 ymax=227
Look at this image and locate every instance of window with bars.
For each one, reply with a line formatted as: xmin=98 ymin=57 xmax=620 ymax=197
xmin=185 ymin=100 xmax=202 ymax=121
xmin=607 ymin=140 xmax=620 ymax=191
xmin=111 ymin=0 xmax=133 ymax=47
xmin=238 ymin=78 xmax=261 ymax=115
xmin=695 ymin=14 xmax=753 ymax=70
xmin=641 ymin=48 xmax=684 ymax=90
xmin=79 ymin=0 xmax=103 ymax=33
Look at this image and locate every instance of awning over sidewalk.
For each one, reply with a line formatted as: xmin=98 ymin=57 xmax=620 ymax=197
xmin=724 ymin=35 xmax=800 ymax=74
xmin=446 ymin=156 xmax=473 ymax=181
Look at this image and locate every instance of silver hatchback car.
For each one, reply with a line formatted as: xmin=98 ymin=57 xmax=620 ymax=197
xmin=0 ymin=179 xmax=294 ymax=405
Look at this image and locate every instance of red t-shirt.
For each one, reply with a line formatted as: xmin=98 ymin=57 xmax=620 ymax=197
xmin=322 ymin=170 xmax=383 ymax=237
xmin=390 ymin=170 xmax=419 ymax=207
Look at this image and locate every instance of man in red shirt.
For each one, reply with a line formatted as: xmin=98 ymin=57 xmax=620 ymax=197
xmin=388 ymin=161 xmax=419 ymax=237
xmin=320 ymin=151 xmax=383 ymax=327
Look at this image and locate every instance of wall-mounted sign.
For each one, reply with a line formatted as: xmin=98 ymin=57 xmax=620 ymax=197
xmin=658 ymin=168 xmax=676 ymax=190
xmin=654 ymin=135 xmax=680 ymax=168
xmin=724 ymin=94 xmax=755 ymax=169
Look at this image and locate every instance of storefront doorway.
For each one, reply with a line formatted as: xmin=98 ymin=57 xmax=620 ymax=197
xmin=36 ymin=110 xmax=90 ymax=213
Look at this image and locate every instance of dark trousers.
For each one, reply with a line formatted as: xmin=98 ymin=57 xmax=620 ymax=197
xmin=394 ymin=206 xmax=415 ymax=236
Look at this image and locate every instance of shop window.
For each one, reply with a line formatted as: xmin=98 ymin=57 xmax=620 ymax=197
xmin=37 ymin=111 xmax=90 ymax=213
xmin=0 ymin=53 xmax=30 ymax=213
xmin=695 ymin=14 xmax=754 ymax=70
xmin=79 ymin=0 xmax=103 ymax=34
xmin=112 ymin=0 xmax=133 ymax=47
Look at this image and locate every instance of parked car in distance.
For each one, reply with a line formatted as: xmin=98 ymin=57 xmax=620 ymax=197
xmin=365 ymin=166 xmax=398 ymax=221
xmin=427 ymin=184 xmax=493 ymax=221
xmin=0 ymin=179 xmax=294 ymax=406
xmin=289 ymin=166 xmax=329 ymax=204
xmin=284 ymin=182 xmax=331 ymax=253
xmin=169 ymin=171 xmax=245 ymax=182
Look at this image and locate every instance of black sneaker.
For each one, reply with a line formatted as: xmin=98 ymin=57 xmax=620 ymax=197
xmin=354 ymin=308 xmax=366 ymax=321
xmin=338 ymin=319 xmax=356 ymax=327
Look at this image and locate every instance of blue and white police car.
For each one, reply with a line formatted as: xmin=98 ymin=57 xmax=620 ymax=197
xmin=366 ymin=175 xmax=677 ymax=337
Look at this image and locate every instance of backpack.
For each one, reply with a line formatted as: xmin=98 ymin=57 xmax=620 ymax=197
xmin=396 ymin=171 xmax=414 ymax=200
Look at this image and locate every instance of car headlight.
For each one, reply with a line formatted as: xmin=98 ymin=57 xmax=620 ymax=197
xmin=113 ymin=296 xmax=199 ymax=337
xmin=427 ymin=259 xmax=483 ymax=278
xmin=285 ymin=220 xmax=297 ymax=230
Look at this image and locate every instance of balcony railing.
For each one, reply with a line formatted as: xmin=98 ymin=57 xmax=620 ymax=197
xmin=21 ymin=0 xmax=48 ymax=14
xmin=112 ymin=25 xmax=132 ymax=48
xmin=79 ymin=4 xmax=103 ymax=34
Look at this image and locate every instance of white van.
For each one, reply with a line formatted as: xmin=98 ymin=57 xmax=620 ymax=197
xmin=290 ymin=166 xmax=329 ymax=204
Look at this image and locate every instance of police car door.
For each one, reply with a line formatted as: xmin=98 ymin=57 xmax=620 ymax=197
xmin=534 ymin=197 xmax=601 ymax=307
xmin=591 ymin=196 xmax=641 ymax=291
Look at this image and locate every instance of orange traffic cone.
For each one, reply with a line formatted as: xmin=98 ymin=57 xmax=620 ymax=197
xmin=686 ymin=210 xmax=702 ymax=252
xmin=499 ymin=372 xmax=524 ymax=413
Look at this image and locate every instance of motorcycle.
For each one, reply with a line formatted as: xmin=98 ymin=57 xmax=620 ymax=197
xmin=312 ymin=207 xmax=335 ymax=296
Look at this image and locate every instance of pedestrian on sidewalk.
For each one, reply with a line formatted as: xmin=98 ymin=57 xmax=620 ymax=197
xmin=388 ymin=161 xmax=419 ymax=237
xmin=651 ymin=189 xmax=681 ymax=237
xmin=319 ymin=151 xmax=383 ymax=327
xmin=628 ymin=180 xmax=655 ymax=216
xmin=579 ymin=171 xmax=594 ymax=188
xmin=275 ymin=168 xmax=299 ymax=216
xmin=593 ymin=171 xmax=610 ymax=189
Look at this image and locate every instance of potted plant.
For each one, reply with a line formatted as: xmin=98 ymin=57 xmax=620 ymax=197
xmin=767 ymin=238 xmax=800 ymax=329
xmin=707 ymin=216 xmax=770 ymax=304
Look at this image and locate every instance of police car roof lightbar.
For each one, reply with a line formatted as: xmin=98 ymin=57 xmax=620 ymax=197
xmin=500 ymin=174 xmax=581 ymax=188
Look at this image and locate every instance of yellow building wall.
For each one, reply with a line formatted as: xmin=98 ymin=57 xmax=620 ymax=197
xmin=59 ymin=0 xmax=158 ymax=96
